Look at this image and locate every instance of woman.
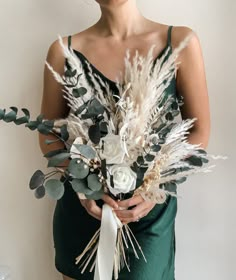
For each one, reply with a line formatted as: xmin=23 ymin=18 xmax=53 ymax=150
xmin=39 ymin=0 xmax=210 ymax=279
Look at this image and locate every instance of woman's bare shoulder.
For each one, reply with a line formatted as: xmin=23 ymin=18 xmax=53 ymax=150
xmin=171 ymin=25 xmax=199 ymax=50
xmin=45 ymin=36 xmax=70 ymax=71
xmin=170 ymin=25 xmax=204 ymax=69
xmin=45 ymin=27 xmax=96 ymax=71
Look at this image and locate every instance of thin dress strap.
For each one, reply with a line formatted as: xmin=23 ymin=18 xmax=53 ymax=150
xmin=65 ymin=35 xmax=72 ymax=70
xmin=167 ymin=25 xmax=173 ymax=48
xmin=68 ymin=35 xmax=72 ymax=50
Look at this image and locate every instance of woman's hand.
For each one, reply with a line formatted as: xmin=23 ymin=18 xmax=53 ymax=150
xmin=113 ymin=195 xmax=156 ymax=224
xmin=78 ymin=193 xmax=119 ymax=221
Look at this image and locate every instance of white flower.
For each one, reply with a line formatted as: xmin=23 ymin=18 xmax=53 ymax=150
xmin=107 ymin=164 xmax=137 ymax=196
xmin=70 ymin=137 xmax=84 ymax=159
xmin=99 ymin=134 xmax=125 ymax=164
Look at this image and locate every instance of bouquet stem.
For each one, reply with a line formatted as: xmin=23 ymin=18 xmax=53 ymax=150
xmin=75 ymin=203 xmax=146 ymax=280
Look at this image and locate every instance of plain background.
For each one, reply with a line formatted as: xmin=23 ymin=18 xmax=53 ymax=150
xmin=0 ymin=0 xmax=235 ymax=279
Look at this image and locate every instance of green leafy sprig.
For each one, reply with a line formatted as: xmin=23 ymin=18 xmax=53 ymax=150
xmin=0 ymin=106 xmax=72 ymax=199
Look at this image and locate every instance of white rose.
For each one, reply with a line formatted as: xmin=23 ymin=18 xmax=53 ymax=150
xmin=70 ymin=137 xmax=84 ymax=159
xmin=106 ymin=164 xmax=137 ymax=196
xmin=99 ymin=134 xmax=125 ymax=164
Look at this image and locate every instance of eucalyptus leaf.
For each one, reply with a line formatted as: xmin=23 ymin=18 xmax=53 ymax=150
xmin=68 ymin=158 xmax=89 ymax=179
xmin=45 ymin=138 xmax=60 ymax=145
xmin=25 ymin=121 xmax=39 ymax=130
xmin=159 ymin=129 xmax=170 ymax=138
xmin=10 ymin=106 xmax=18 ymax=113
xmin=150 ymin=144 xmax=161 ymax=152
xmin=87 ymin=174 xmax=102 ymax=191
xmin=85 ymin=189 xmax=104 ymax=200
xmin=137 ymin=156 xmax=144 ymax=165
xmin=110 ymin=174 xmax=114 ymax=188
xmin=45 ymin=179 xmax=65 ymax=200
xmin=47 ymin=152 xmax=70 ymax=167
xmin=29 ymin=170 xmax=45 ymax=190
xmin=71 ymin=178 xmax=93 ymax=195
xmin=150 ymin=135 xmax=159 ymax=145
xmin=14 ymin=116 xmax=29 ymax=125
xmin=0 ymin=108 xmax=6 ymax=120
xmin=43 ymin=120 xmax=54 ymax=130
xmin=198 ymin=149 xmax=207 ymax=155
xmin=135 ymin=166 xmax=148 ymax=180
xmin=131 ymin=162 xmax=139 ymax=173
xmin=179 ymin=166 xmax=192 ymax=172
xmin=34 ymin=185 xmax=46 ymax=199
xmin=88 ymin=123 xmax=101 ymax=144
xmin=186 ymin=155 xmax=203 ymax=167
xmin=100 ymin=122 xmax=108 ymax=136
xmin=135 ymin=178 xmax=144 ymax=188
xmin=14 ymin=108 xmax=30 ymax=125
xmin=3 ymin=107 xmax=18 ymax=122
xmin=37 ymin=123 xmax=51 ymax=135
xmin=160 ymin=123 xmax=176 ymax=136
xmin=44 ymin=148 xmax=67 ymax=158
xmin=163 ymin=182 xmax=177 ymax=193
xmin=145 ymin=154 xmax=155 ymax=162
xmin=21 ymin=108 xmax=30 ymax=118
xmin=60 ymin=124 xmax=69 ymax=141
xmin=87 ymin=99 xmax=104 ymax=115
xmin=101 ymin=159 xmax=107 ymax=179
xmin=73 ymin=144 xmax=96 ymax=159
xmin=175 ymin=177 xmax=187 ymax=184
xmin=171 ymin=101 xmax=179 ymax=110
xmin=202 ymin=157 xmax=209 ymax=163
xmin=81 ymin=113 xmax=96 ymax=119
xmin=165 ymin=112 xmax=174 ymax=121
xmin=65 ymin=69 xmax=77 ymax=78
xmin=72 ymin=87 xmax=87 ymax=97
xmin=36 ymin=114 xmax=44 ymax=123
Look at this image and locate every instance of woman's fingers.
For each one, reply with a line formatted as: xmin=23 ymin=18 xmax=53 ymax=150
xmin=121 ymin=208 xmax=151 ymax=224
xmin=102 ymin=194 xmax=119 ymax=209
xmin=80 ymin=199 xmax=102 ymax=220
xmin=78 ymin=193 xmax=119 ymax=221
xmin=78 ymin=194 xmax=155 ymax=223
xmin=114 ymin=202 xmax=147 ymax=219
xmin=116 ymin=195 xmax=144 ymax=208
xmin=114 ymin=199 xmax=156 ymax=224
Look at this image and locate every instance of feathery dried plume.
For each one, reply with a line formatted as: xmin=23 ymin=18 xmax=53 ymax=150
xmin=117 ymin=32 xmax=194 ymax=152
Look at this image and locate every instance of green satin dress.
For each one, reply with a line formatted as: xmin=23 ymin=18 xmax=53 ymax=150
xmin=53 ymin=25 xmax=178 ymax=280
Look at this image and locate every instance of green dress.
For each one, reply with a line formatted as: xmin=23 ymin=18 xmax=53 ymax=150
xmin=53 ymin=25 xmax=178 ymax=280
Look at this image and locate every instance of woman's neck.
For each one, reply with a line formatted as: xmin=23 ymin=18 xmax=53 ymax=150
xmin=96 ymin=1 xmax=147 ymax=40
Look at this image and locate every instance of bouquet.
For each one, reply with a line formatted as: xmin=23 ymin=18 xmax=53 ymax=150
xmin=0 ymin=32 xmax=226 ymax=280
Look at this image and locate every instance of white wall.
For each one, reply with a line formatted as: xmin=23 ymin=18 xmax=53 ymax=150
xmin=0 ymin=0 xmax=235 ymax=279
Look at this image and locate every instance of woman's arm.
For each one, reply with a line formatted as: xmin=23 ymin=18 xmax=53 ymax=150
xmin=38 ymin=38 xmax=70 ymax=163
xmin=39 ymin=38 xmax=118 ymax=215
xmin=174 ymin=26 xmax=211 ymax=149
xmin=115 ymin=26 xmax=211 ymax=223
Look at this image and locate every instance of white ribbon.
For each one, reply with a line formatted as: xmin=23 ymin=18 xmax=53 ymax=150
xmin=94 ymin=203 xmax=122 ymax=280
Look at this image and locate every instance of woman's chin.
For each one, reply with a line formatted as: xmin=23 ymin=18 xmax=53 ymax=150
xmin=95 ymin=0 xmax=130 ymax=8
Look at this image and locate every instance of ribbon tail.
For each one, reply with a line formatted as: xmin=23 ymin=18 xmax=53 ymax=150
xmin=94 ymin=203 xmax=118 ymax=280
